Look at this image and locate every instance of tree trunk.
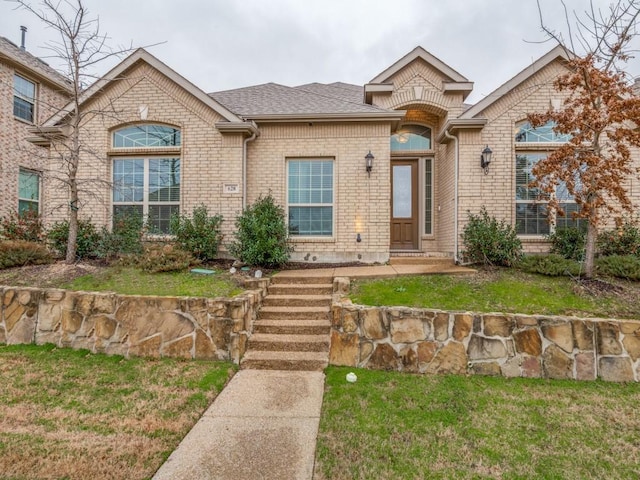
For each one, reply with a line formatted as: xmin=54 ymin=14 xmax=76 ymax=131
xmin=584 ymin=221 xmax=597 ymax=278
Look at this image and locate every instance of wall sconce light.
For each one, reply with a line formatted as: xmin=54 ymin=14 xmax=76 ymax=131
xmin=365 ymin=151 xmax=374 ymax=177
xmin=356 ymin=233 xmax=362 ymax=243
xmin=480 ymin=145 xmax=492 ymax=175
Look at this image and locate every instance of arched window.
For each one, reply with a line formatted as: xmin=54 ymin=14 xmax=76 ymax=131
xmin=391 ymin=125 xmax=431 ymax=151
xmin=112 ymin=124 xmax=181 ymax=148
xmin=515 ymin=121 xmax=570 ymax=143
xmin=111 ymin=124 xmax=181 ymax=234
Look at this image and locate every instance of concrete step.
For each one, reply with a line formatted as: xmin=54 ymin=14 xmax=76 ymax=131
xmin=268 ymin=284 xmax=333 ymax=296
xmin=389 ymin=256 xmax=454 ymax=266
xmin=241 ymin=350 xmax=329 ymax=371
xmin=248 ymin=333 xmax=330 ymax=352
xmin=258 ymin=306 xmax=330 ymax=321
xmin=253 ymin=319 xmax=331 ymax=335
xmin=270 ymin=275 xmax=333 ymax=286
xmin=262 ymin=295 xmax=332 ymax=307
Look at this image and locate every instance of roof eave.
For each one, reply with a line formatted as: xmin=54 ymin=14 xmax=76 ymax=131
xmin=363 ymin=83 xmax=394 ymax=104
xmin=443 ymin=82 xmax=474 ymax=100
xmin=246 ymin=111 xmax=406 ymax=123
xmin=436 ymin=118 xmax=488 ymax=143
xmin=0 ymin=51 xmax=73 ymax=93
xmin=214 ymin=121 xmax=260 ymax=136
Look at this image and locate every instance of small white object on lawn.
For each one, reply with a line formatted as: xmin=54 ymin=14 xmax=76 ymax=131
xmin=255 ymin=270 xmax=263 ymax=278
xmin=230 ymin=267 xmax=236 ymax=274
xmin=346 ymin=372 xmax=357 ymax=383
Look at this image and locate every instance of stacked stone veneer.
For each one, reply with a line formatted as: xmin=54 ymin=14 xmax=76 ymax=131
xmin=0 ymin=278 xmax=269 ymax=363
xmin=330 ymin=278 xmax=640 ymax=382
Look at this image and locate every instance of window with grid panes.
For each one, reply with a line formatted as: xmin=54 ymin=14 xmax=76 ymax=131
xmin=111 ymin=125 xmax=180 ymax=234
xmin=288 ymin=159 xmax=333 ymax=236
xmin=14 ymin=74 xmax=36 ymax=122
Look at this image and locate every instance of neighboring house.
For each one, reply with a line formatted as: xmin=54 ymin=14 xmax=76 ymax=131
xmin=0 ymin=30 xmax=72 ymax=220
xmin=28 ymin=45 xmax=639 ymax=263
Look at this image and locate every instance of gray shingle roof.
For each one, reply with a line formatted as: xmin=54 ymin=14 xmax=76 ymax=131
xmin=0 ymin=36 xmax=71 ymax=91
xmin=209 ymin=81 xmax=391 ymax=118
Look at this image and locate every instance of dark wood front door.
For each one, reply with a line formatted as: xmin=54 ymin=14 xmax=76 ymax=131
xmin=390 ymin=160 xmax=419 ymax=250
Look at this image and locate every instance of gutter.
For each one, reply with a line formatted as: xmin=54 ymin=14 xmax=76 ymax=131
xmin=442 ymin=129 xmax=460 ymax=264
xmin=242 ymin=131 xmax=257 ymax=209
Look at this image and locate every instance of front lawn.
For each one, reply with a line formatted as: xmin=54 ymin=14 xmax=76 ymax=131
xmin=316 ymin=367 xmax=640 ymax=480
xmin=0 ymin=344 xmax=236 ymax=480
xmin=350 ymin=269 xmax=640 ymax=319
xmin=62 ymin=266 xmax=243 ymax=297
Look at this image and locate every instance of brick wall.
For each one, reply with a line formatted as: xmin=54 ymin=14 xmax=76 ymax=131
xmin=0 ymin=59 xmax=69 ymax=219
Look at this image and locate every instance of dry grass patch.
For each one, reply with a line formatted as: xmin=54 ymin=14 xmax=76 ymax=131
xmin=0 ymin=344 xmax=235 ymax=480
xmin=316 ymin=367 xmax=640 ymax=480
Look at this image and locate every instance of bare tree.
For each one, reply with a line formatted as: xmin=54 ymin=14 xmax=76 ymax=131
xmin=529 ymin=0 xmax=640 ymax=277
xmin=12 ymin=0 xmax=144 ymax=263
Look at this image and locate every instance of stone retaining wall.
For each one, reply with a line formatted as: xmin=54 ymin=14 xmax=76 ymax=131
xmin=0 ymin=278 xmax=269 ymax=363
xmin=330 ymin=278 xmax=640 ymax=382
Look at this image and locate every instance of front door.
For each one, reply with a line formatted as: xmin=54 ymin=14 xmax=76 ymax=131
xmin=390 ymin=160 xmax=419 ymax=250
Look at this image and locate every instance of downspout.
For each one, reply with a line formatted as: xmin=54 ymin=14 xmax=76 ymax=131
xmin=443 ymin=129 xmax=460 ymax=264
xmin=242 ymin=131 xmax=257 ymax=210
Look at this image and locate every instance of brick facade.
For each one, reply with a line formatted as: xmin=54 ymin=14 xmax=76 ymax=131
xmin=0 ymin=53 xmax=70 ymax=219
xmin=22 ymin=46 xmax=640 ymax=263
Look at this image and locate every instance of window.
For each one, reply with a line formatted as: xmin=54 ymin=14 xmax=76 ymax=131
xmin=391 ymin=125 xmax=431 ymax=151
xmin=14 ymin=74 xmax=36 ymax=123
xmin=111 ymin=124 xmax=181 ymax=234
xmin=113 ymin=124 xmax=181 ymax=148
xmin=112 ymin=158 xmax=180 ymax=234
xmin=515 ymin=121 xmax=584 ymax=235
xmin=425 ymin=159 xmax=433 ymax=235
xmin=288 ymin=159 xmax=333 ymax=236
xmin=18 ymin=168 xmax=40 ymax=214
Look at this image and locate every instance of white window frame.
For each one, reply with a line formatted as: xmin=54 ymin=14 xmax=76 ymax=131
xmin=286 ymin=158 xmax=335 ymax=238
xmin=13 ymin=74 xmax=36 ymax=123
xmin=18 ymin=168 xmax=41 ymax=214
xmin=111 ymin=157 xmax=180 ymax=234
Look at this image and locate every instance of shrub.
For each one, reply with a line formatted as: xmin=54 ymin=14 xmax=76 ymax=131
xmin=597 ymin=220 xmax=640 ymax=257
xmin=0 ymin=240 xmax=52 ymax=269
xmin=170 ymin=205 xmax=223 ymax=262
xmin=135 ymin=243 xmax=196 ymax=273
xmin=547 ymin=227 xmax=586 ymax=261
xmin=96 ymin=212 xmax=144 ymax=260
xmin=0 ymin=209 xmax=45 ymax=243
xmin=517 ymin=254 xmax=582 ymax=277
xmin=596 ymin=255 xmax=640 ymax=281
xmin=462 ymin=207 xmax=522 ymax=267
xmin=47 ymin=219 xmax=101 ymax=259
xmin=229 ymin=194 xmax=291 ymax=268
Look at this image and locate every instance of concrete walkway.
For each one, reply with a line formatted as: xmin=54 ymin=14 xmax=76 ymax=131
xmin=153 ymin=262 xmax=475 ymax=479
xmin=153 ymin=369 xmax=325 ymax=480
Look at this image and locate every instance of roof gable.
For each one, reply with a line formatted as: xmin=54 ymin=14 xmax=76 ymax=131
xmin=461 ymin=45 xmax=571 ymax=119
xmin=43 ymin=48 xmax=243 ymax=127
xmin=369 ymin=46 xmax=469 ymax=84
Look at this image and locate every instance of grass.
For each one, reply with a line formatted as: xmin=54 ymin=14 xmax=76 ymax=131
xmin=0 ymin=344 xmax=236 ymax=480
xmin=62 ymin=266 xmax=243 ymax=297
xmin=350 ymin=269 xmax=640 ymax=319
xmin=316 ymin=367 xmax=640 ymax=480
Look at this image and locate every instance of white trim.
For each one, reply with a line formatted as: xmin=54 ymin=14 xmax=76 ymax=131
xmin=43 ymin=49 xmax=243 ymax=128
xmin=369 ymin=46 xmax=469 ymax=84
xmin=461 ymin=45 xmax=571 ymax=119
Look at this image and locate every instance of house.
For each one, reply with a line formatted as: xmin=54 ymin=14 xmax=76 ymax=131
xmin=0 ymin=29 xmax=72 ymax=219
xmin=27 ymin=45 xmax=640 ymax=263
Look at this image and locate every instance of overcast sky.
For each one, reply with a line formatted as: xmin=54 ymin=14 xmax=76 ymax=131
xmin=1 ymin=0 xmax=638 ymax=104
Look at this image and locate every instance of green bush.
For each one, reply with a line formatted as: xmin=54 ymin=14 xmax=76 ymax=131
xmin=229 ymin=194 xmax=291 ymax=268
xmin=0 ymin=209 xmax=44 ymax=243
xmin=597 ymin=220 xmax=640 ymax=257
xmin=0 ymin=240 xmax=52 ymax=269
xmin=547 ymin=227 xmax=586 ymax=260
xmin=96 ymin=212 xmax=144 ymax=260
xmin=47 ymin=219 xmax=101 ymax=259
xmin=596 ymin=255 xmax=640 ymax=280
xmin=518 ymin=254 xmax=582 ymax=277
xmin=462 ymin=207 xmax=522 ymax=267
xmin=135 ymin=243 xmax=196 ymax=273
xmin=170 ymin=205 xmax=223 ymax=262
